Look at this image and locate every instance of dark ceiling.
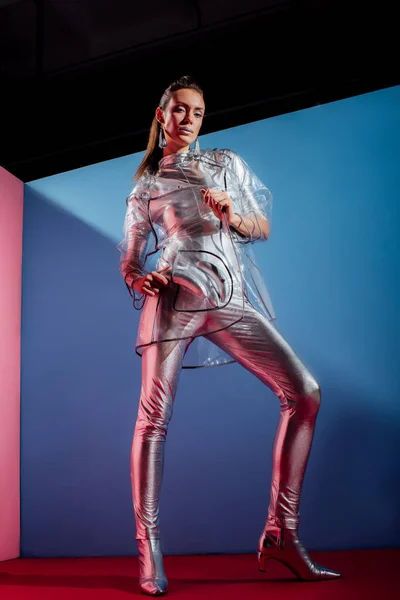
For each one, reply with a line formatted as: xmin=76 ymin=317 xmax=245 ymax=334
xmin=0 ymin=0 xmax=398 ymax=182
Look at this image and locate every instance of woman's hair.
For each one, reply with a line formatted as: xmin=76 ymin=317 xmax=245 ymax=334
xmin=134 ymin=75 xmax=204 ymax=181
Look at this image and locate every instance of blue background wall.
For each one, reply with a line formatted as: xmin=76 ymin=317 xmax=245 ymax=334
xmin=21 ymin=86 xmax=400 ymax=557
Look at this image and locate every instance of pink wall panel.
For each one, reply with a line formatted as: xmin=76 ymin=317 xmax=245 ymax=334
xmin=0 ymin=166 xmax=23 ymax=560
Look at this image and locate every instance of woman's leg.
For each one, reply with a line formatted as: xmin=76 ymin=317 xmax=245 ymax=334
xmin=132 ymin=339 xmax=189 ymax=595
xmin=206 ymin=302 xmax=340 ymax=580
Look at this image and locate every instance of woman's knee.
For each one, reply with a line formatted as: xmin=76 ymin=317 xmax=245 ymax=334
xmin=134 ymin=414 xmax=169 ymax=442
xmin=135 ymin=392 xmax=173 ymax=440
xmin=300 ymin=376 xmax=321 ymax=415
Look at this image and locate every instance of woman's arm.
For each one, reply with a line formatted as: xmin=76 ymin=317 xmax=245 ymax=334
xmin=118 ymin=195 xmax=153 ymax=293
xmin=228 ymin=212 xmax=270 ymax=240
xmin=201 ymin=176 xmax=270 ymax=242
xmin=225 ymin=150 xmax=272 ymax=244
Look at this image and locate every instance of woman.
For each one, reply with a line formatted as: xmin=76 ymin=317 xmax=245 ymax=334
xmin=119 ymin=75 xmax=340 ymax=596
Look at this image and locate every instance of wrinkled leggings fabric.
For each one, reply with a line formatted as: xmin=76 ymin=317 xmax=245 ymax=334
xmin=131 ymin=300 xmax=320 ymax=539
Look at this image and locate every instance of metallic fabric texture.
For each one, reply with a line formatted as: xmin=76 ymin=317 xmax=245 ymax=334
xmin=132 ymin=294 xmax=320 ymax=539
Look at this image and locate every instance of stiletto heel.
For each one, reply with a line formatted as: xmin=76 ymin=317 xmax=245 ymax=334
xmin=138 ymin=539 xmax=168 ymax=596
xmin=257 ymin=551 xmax=270 ymax=572
xmin=258 ymin=529 xmax=340 ymax=581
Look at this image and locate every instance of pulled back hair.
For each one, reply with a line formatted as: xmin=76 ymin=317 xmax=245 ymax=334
xmin=134 ymin=75 xmax=204 ymax=181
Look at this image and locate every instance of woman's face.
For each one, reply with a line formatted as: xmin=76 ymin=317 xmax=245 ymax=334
xmin=157 ymin=88 xmax=205 ymax=153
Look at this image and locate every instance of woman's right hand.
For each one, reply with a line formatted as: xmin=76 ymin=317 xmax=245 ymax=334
xmin=133 ymin=266 xmax=171 ymax=297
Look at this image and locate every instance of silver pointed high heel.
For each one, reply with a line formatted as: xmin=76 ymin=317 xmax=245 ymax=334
xmin=258 ymin=529 xmax=341 ymax=581
xmin=138 ymin=539 xmax=168 ymax=596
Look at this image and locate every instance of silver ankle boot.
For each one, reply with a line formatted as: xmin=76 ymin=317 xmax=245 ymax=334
xmin=138 ymin=538 xmax=168 ymax=596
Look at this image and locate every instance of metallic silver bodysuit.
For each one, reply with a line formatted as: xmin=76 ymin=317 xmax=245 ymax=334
xmin=119 ymin=148 xmax=325 ymax=585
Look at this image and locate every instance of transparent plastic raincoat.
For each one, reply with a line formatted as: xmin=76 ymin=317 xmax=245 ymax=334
xmin=118 ymin=148 xmax=274 ymax=368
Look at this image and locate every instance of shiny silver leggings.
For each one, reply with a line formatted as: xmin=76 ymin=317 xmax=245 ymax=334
xmin=131 ymin=300 xmax=320 ymax=540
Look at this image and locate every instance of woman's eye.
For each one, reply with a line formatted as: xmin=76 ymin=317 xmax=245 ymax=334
xmin=195 ymin=113 xmax=203 ymax=118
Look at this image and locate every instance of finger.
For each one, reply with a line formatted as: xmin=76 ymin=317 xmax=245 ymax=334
xmin=143 ymin=278 xmax=156 ymax=290
xmin=205 ymin=192 xmax=224 ymax=215
xmin=204 ymin=194 xmax=213 ymax=208
xmin=213 ymin=196 xmax=229 ymax=204
xmin=147 ymin=278 xmax=165 ymax=291
xmin=142 ymin=286 xmax=156 ymax=296
xmin=158 ymin=265 xmax=172 ymax=281
xmin=218 ymin=199 xmax=230 ymax=210
xmin=213 ymin=198 xmax=228 ymax=210
xmin=152 ymin=271 xmax=169 ymax=285
xmin=208 ymin=191 xmax=226 ymax=200
xmin=201 ymin=188 xmax=212 ymax=204
xmin=142 ymin=280 xmax=155 ymax=291
xmin=208 ymin=188 xmax=227 ymax=198
xmin=209 ymin=198 xmax=218 ymax=212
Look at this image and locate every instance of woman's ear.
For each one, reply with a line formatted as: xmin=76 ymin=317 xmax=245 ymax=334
xmin=155 ymin=107 xmax=164 ymax=126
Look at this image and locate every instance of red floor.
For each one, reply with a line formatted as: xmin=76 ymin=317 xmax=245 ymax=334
xmin=0 ymin=549 xmax=398 ymax=599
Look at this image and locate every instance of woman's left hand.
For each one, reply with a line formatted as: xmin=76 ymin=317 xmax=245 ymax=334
xmin=200 ymin=188 xmax=235 ymax=224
